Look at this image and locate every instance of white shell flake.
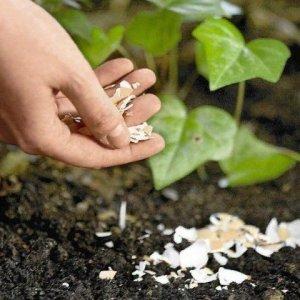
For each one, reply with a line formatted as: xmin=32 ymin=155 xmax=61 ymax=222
xmin=174 ymin=226 xmax=197 ymax=244
xmin=190 ymin=268 xmax=218 ymax=283
xmin=162 ymin=246 xmax=180 ymax=268
xmin=95 ymin=231 xmax=112 ymax=238
xmin=128 ymin=122 xmax=153 ymax=143
xmin=179 ymin=240 xmax=209 ymax=269
xmin=105 ymin=241 xmax=114 ymax=248
xmin=154 ymin=275 xmax=169 ymax=285
xmin=213 ymin=252 xmax=228 ymax=266
xmin=99 ymin=268 xmax=117 ymax=280
xmin=218 ymin=267 xmax=250 ymax=285
xmin=119 ymin=201 xmax=127 ymax=231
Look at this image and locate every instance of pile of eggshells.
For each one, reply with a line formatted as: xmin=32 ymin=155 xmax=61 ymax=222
xmin=129 ymin=213 xmax=299 ymax=289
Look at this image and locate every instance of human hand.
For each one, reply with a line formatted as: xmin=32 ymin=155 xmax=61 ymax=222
xmin=0 ymin=0 xmax=164 ymax=168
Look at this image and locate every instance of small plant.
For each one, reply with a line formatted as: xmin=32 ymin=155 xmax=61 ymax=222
xmin=41 ymin=0 xmax=299 ymax=189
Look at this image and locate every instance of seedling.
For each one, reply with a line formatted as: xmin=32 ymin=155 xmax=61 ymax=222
xmin=42 ymin=0 xmax=299 ymax=189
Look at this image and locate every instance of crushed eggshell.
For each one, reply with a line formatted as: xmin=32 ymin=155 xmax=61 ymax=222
xmin=105 ymin=241 xmax=114 ymax=248
xmin=225 ymin=242 xmax=247 ymax=258
xmin=162 ymin=229 xmax=174 ymax=236
xmin=119 ymin=201 xmax=127 ymax=231
xmin=218 ymin=267 xmax=250 ymax=286
xmin=190 ymin=268 xmax=218 ymax=283
xmin=128 ymin=122 xmax=153 ymax=143
xmin=119 ymin=213 xmax=299 ymax=288
xmin=99 ymin=268 xmax=117 ymax=280
xmin=95 ymin=231 xmax=112 ymax=238
xmin=62 ymin=80 xmax=153 ymax=144
xmin=132 ymin=261 xmax=149 ymax=280
xmin=162 ymin=188 xmax=179 ymax=201
xmin=62 ymin=282 xmax=69 ymax=288
xmin=109 ymin=80 xmax=137 ymax=104
xmin=213 ymin=252 xmax=228 ymax=266
xmin=117 ymin=95 xmax=136 ymax=114
xmin=162 ymin=246 xmax=180 ymax=269
xmin=174 ymin=226 xmax=197 ymax=244
xmin=154 ymin=275 xmax=169 ymax=285
xmin=179 ymin=240 xmax=209 ymax=269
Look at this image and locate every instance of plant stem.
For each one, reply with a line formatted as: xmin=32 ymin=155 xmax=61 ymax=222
xmin=118 ymin=45 xmax=136 ymax=67
xmin=179 ymin=70 xmax=198 ymax=100
xmin=234 ymin=81 xmax=246 ymax=125
xmin=197 ymin=165 xmax=208 ymax=181
xmin=144 ymin=52 xmax=160 ymax=90
xmin=109 ymin=0 xmax=131 ymax=13
xmin=168 ymin=46 xmax=179 ymax=93
xmin=145 ymin=52 xmax=157 ymax=74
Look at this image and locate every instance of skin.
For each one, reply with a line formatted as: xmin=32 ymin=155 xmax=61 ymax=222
xmin=0 ymin=0 xmax=165 ymax=168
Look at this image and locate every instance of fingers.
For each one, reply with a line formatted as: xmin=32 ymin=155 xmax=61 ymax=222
xmin=121 ymin=68 xmax=156 ymax=96
xmin=52 ymin=132 xmax=165 ymax=168
xmin=94 ymin=58 xmax=134 ymax=86
xmin=57 ymin=93 xmax=161 ymax=126
xmin=55 ymin=58 xmax=134 ymax=102
xmin=60 ymin=69 xmax=130 ymax=149
xmin=124 ymin=94 xmax=161 ymax=126
xmin=105 ymin=68 xmax=156 ymax=98
xmin=56 ymin=97 xmax=77 ymax=117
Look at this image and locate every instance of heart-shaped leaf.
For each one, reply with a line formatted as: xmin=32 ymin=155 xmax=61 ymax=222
xmin=75 ymin=25 xmax=125 ymax=67
xmin=219 ymin=126 xmax=300 ymax=187
xmin=54 ymin=8 xmax=124 ymax=67
xmin=146 ymin=0 xmax=224 ymax=20
xmin=125 ymin=10 xmax=182 ymax=57
xmin=54 ymin=8 xmax=93 ymax=41
xmin=149 ymin=95 xmax=237 ymax=189
xmin=195 ymin=42 xmax=209 ymax=78
xmin=193 ymin=18 xmax=291 ymax=90
xmin=146 ymin=1 xmax=241 ymax=21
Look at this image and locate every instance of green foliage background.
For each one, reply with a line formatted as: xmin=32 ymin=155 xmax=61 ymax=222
xmin=29 ymin=0 xmax=299 ymax=190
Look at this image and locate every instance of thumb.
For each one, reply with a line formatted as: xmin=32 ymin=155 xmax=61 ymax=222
xmin=60 ymin=70 xmax=129 ymax=149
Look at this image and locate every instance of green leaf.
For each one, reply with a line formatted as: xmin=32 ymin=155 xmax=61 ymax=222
xmin=38 ymin=0 xmax=64 ymax=12
xmin=195 ymin=42 xmax=209 ymax=78
xmin=0 ymin=151 xmax=30 ymax=177
xmin=193 ymin=18 xmax=291 ymax=90
xmin=219 ymin=126 xmax=300 ymax=187
xmin=75 ymin=25 xmax=124 ymax=67
xmin=146 ymin=0 xmax=224 ymax=21
xmin=149 ymin=95 xmax=237 ymax=189
xmin=54 ymin=8 xmax=93 ymax=41
xmin=125 ymin=10 xmax=182 ymax=57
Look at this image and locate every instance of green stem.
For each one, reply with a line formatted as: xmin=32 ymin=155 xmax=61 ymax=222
xmin=109 ymin=0 xmax=131 ymax=13
xmin=234 ymin=81 xmax=246 ymax=125
xmin=197 ymin=165 xmax=208 ymax=181
xmin=168 ymin=46 xmax=179 ymax=93
xmin=144 ymin=52 xmax=157 ymax=74
xmin=179 ymin=70 xmax=198 ymax=100
xmin=118 ymin=45 xmax=136 ymax=67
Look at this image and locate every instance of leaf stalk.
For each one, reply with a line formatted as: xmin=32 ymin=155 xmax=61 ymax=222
xmin=234 ymin=81 xmax=246 ymax=125
xmin=168 ymin=46 xmax=179 ymax=93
